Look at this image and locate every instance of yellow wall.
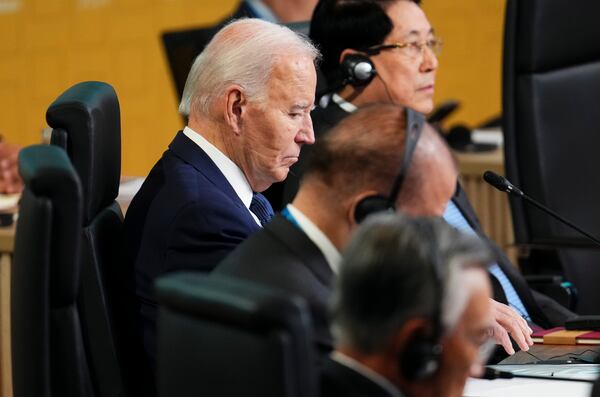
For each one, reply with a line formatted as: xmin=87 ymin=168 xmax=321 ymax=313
xmin=0 ymin=0 xmax=505 ymax=176
xmin=0 ymin=0 xmax=238 ymax=176
xmin=423 ymin=0 xmax=506 ymax=128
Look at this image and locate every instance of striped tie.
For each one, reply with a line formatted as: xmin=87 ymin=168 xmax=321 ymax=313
xmin=443 ymin=200 xmax=531 ymax=321
xmin=250 ymin=192 xmax=274 ymax=226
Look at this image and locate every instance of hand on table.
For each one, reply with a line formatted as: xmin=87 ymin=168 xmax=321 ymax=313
xmin=487 ymin=299 xmax=533 ymax=355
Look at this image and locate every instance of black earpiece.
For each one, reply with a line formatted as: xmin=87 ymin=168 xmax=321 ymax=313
xmin=353 ymin=195 xmax=392 ymax=224
xmin=353 ymin=108 xmax=425 ymax=223
xmin=398 ymin=329 xmax=443 ymax=380
xmin=340 ymin=54 xmax=377 ymax=87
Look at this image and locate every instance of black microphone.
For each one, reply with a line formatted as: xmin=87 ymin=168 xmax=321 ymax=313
xmin=483 ymin=171 xmax=523 ymax=197
xmin=482 ymin=367 xmax=595 ymax=383
xmin=483 ymin=170 xmax=600 ymax=248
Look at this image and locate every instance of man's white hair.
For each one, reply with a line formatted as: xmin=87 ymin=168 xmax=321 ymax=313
xmin=179 ymin=18 xmax=320 ymax=117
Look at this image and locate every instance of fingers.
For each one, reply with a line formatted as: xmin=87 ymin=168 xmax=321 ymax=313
xmin=488 ymin=322 xmax=515 ymax=355
xmin=490 ymin=299 xmax=534 ymax=353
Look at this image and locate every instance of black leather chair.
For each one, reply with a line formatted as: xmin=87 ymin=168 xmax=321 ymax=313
xmin=11 ymin=145 xmax=88 ymax=397
xmin=46 ymin=81 xmax=143 ymax=396
xmin=156 ymin=273 xmax=318 ymax=397
xmin=503 ymin=0 xmax=600 ymax=313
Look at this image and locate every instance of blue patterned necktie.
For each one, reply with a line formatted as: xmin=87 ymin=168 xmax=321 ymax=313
xmin=250 ymin=192 xmax=274 ymax=226
xmin=443 ymin=200 xmax=532 ymax=321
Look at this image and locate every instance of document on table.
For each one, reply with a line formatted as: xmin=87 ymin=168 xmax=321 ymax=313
xmin=464 ymin=364 xmax=599 ymax=397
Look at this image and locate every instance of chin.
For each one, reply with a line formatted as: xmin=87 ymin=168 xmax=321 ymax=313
xmin=415 ymin=102 xmax=434 ymax=115
xmin=271 ymin=168 xmax=290 ymax=183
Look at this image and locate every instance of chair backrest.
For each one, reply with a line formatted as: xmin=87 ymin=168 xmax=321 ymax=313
xmin=503 ymin=0 xmax=600 ymax=313
xmin=46 ymin=81 xmax=136 ymax=396
xmin=156 ymin=273 xmax=318 ymax=397
xmin=12 ymin=145 xmax=90 ymax=397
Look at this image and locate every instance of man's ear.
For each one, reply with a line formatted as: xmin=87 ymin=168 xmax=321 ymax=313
xmin=391 ymin=317 xmax=432 ymax=376
xmin=224 ymin=85 xmax=246 ymax=135
xmin=347 ymin=190 xmax=381 ymax=227
xmin=339 ymin=48 xmax=361 ymax=64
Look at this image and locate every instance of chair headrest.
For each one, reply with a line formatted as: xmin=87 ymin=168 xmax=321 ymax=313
xmin=18 ymin=144 xmax=83 ymax=304
xmin=511 ymin=0 xmax=600 ymax=73
xmin=46 ymin=81 xmax=121 ymax=224
xmin=157 ymin=273 xmax=313 ymax=333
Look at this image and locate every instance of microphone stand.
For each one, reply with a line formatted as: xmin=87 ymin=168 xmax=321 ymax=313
xmin=519 ymin=193 xmax=600 ymax=248
xmin=483 ymin=170 xmax=600 ymax=249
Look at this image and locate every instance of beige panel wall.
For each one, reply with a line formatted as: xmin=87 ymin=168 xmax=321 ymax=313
xmin=0 ymin=0 xmax=505 ymax=175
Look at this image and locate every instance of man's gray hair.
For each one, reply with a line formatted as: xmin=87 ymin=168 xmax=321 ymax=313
xmin=179 ymin=18 xmax=320 ymax=117
xmin=331 ymin=213 xmax=492 ymax=354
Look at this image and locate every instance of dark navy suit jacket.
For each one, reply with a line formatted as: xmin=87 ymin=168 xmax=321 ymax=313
xmin=123 ymin=131 xmax=261 ymax=368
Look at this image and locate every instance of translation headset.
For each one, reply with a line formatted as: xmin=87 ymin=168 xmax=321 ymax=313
xmin=397 ymin=221 xmax=444 ymax=380
xmin=342 ymin=47 xmax=442 ymax=381
xmin=339 ymin=43 xmax=392 ymax=88
xmin=353 ymin=107 xmax=426 ymax=223
xmin=339 ymin=53 xmax=377 ymax=87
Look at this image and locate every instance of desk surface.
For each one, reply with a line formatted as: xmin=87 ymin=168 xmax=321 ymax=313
xmin=500 ymin=344 xmax=600 ymax=365
xmin=465 ymin=345 xmax=600 ymax=396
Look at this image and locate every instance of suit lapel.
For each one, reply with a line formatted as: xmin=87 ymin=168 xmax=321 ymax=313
xmin=265 ymin=216 xmax=334 ymax=288
xmin=168 ymin=131 xmax=247 ymax=211
xmin=453 ymin=183 xmax=551 ymax=327
xmin=452 ymin=183 xmax=482 ymax=230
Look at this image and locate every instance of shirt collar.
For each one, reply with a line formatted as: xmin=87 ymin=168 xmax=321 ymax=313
xmin=286 ymin=204 xmax=341 ymax=273
xmin=245 ymin=0 xmax=279 ymax=23
xmin=182 ymin=127 xmax=258 ymax=221
xmin=332 ymin=93 xmax=358 ymax=113
xmin=331 ymin=351 xmax=404 ymax=397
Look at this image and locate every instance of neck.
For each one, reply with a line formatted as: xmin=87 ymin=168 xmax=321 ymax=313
xmin=292 ymin=184 xmax=351 ymax=251
xmin=188 ymin=116 xmax=225 ymax=151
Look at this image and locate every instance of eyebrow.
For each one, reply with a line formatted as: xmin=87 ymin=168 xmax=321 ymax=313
xmin=404 ymin=27 xmax=435 ymax=39
xmin=291 ymin=103 xmax=314 ymax=111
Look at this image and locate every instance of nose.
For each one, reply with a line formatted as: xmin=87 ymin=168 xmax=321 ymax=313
xmin=420 ymin=45 xmax=439 ymax=73
xmin=296 ymin=113 xmax=315 ymax=145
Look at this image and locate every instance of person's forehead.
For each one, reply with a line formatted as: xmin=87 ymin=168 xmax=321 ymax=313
xmin=386 ymin=1 xmax=433 ymax=39
xmin=266 ymin=55 xmax=316 ymax=101
xmin=270 ymin=54 xmax=314 ymax=81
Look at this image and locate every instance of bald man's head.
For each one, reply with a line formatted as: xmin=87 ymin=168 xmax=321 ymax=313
xmin=398 ymin=124 xmax=458 ymax=216
xmin=301 ymin=104 xmax=457 ymax=217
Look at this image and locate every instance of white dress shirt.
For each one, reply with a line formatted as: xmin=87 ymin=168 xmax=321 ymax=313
xmin=182 ymin=127 xmax=261 ymax=226
xmin=285 ymin=204 xmax=341 ymax=273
